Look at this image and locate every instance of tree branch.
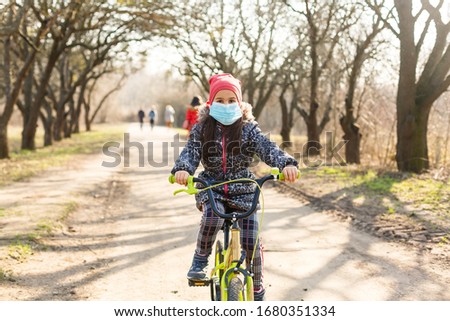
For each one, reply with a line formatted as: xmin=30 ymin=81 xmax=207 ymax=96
xmin=89 ymin=74 xmax=127 ymax=124
xmin=365 ymin=0 xmax=399 ymax=38
xmin=295 ymin=105 xmax=309 ymax=121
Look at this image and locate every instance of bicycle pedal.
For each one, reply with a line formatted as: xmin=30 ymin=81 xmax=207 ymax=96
xmin=188 ymin=279 xmax=210 ymax=287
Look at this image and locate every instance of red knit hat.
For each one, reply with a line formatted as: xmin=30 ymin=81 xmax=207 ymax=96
xmin=206 ymin=73 xmax=242 ymax=107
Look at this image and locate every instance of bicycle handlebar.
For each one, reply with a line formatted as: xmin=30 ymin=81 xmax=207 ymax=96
xmin=169 ymin=168 xmax=300 ymax=220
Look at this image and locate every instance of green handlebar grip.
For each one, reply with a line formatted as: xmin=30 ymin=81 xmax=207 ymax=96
xmin=169 ymin=174 xmax=198 ymax=195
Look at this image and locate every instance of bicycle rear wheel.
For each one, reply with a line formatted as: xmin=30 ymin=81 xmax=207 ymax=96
xmin=227 ymin=277 xmax=243 ymax=301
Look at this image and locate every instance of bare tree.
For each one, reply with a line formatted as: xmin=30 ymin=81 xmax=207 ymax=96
xmin=54 ymin=9 xmax=142 ymax=139
xmin=170 ymin=0 xmax=242 ymax=91
xmin=172 ymin=0 xmax=290 ymax=119
xmin=52 ymin=52 xmax=74 ymax=141
xmin=0 ymin=1 xmax=53 ymax=158
xmin=339 ymin=4 xmax=385 ymax=164
xmin=278 ymin=76 xmax=296 ymax=149
xmin=20 ymin=0 xmax=84 ymax=150
xmin=287 ymin=0 xmax=356 ymax=155
xmin=0 ymin=0 xmax=174 ymax=157
xmin=278 ymin=43 xmax=308 ymax=148
xmin=395 ymin=0 xmax=449 ymax=172
xmin=369 ymin=0 xmax=450 ymax=172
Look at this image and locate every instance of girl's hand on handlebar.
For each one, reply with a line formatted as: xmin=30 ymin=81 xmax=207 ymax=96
xmin=174 ymin=170 xmax=190 ymax=185
xmin=282 ymin=165 xmax=299 ymax=183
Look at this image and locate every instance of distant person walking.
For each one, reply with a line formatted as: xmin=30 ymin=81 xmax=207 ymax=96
xmin=164 ymin=105 xmax=176 ymax=128
xmin=183 ymin=96 xmax=202 ymax=137
xmin=149 ymin=108 xmax=157 ymax=131
xmin=138 ymin=109 xmax=145 ymax=129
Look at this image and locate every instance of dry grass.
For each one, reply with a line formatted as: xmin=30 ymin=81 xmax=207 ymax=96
xmin=0 ymin=123 xmax=126 ymax=186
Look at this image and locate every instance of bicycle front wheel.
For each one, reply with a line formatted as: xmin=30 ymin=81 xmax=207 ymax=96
xmin=215 ymin=241 xmax=224 ymax=278
xmin=227 ymin=277 xmax=243 ymax=301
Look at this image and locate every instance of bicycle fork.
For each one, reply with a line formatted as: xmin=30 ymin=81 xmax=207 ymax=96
xmin=220 ymin=222 xmax=254 ymax=301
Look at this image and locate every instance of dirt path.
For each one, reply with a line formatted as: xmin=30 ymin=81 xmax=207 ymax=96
xmin=1 ymin=124 xmax=449 ymax=300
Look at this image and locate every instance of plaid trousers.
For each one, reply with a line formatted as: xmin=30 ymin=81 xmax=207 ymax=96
xmin=194 ymin=201 xmax=264 ymax=291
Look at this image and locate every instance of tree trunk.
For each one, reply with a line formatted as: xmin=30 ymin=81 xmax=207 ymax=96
xmin=40 ymin=113 xmax=52 ymax=147
xmin=84 ymin=98 xmax=91 ymax=131
xmin=21 ymin=120 xmax=39 ymax=150
xmin=53 ymin=59 xmax=68 ymax=142
xmin=396 ymin=104 xmax=431 ymax=172
xmin=305 ymin=103 xmax=321 ymax=156
xmin=279 ymin=90 xmax=292 ymax=149
xmin=22 ymin=42 xmax=61 ymax=150
xmin=63 ymin=114 xmax=71 ymax=138
xmin=341 ymin=120 xmax=361 ymax=164
xmin=0 ymin=123 xmax=9 ymax=159
xmin=43 ymin=125 xmax=53 ymax=146
xmin=85 ymin=111 xmax=91 ymax=132
xmin=394 ymin=0 xmax=430 ymax=172
xmin=306 ymin=5 xmax=321 ymax=157
xmin=0 ymin=5 xmax=43 ymax=159
xmin=340 ymin=97 xmax=361 ymax=164
xmin=65 ymin=98 xmax=75 ymax=138
xmin=41 ymin=101 xmax=53 ymax=147
xmin=53 ymin=104 xmax=65 ymax=142
xmin=72 ymin=84 xmax=86 ymax=134
xmin=339 ymin=98 xmax=362 ymax=164
xmin=75 ymin=83 xmax=87 ymax=132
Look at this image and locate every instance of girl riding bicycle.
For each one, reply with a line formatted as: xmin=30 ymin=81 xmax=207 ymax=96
xmin=171 ymin=73 xmax=299 ymax=301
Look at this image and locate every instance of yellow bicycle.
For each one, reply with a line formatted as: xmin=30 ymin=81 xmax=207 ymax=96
xmin=169 ymin=168 xmax=299 ymax=301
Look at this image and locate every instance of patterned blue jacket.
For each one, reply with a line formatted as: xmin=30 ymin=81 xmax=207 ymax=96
xmin=171 ymin=103 xmax=298 ymax=211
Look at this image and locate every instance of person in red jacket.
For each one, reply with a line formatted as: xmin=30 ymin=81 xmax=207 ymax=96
xmin=183 ymin=96 xmax=202 ymax=136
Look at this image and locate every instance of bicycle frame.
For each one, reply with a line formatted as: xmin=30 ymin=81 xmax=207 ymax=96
xmin=169 ymin=167 xmax=300 ymax=301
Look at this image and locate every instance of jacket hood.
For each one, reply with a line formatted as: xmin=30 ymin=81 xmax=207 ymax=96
xmin=196 ymin=102 xmax=256 ymax=124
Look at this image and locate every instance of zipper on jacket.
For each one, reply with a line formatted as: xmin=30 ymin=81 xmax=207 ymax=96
xmin=221 ymin=129 xmax=228 ymax=198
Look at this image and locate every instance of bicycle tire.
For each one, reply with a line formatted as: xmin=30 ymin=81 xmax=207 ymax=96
xmin=210 ymin=241 xmax=224 ymax=301
xmin=227 ymin=277 xmax=243 ymax=301
xmin=215 ymin=241 xmax=224 ymax=279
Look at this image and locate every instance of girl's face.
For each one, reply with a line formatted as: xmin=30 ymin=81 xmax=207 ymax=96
xmin=213 ymin=90 xmax=238 ymax=105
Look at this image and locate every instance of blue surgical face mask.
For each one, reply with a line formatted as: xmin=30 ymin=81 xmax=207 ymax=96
xmin=209 ymin=102 xmax=242 ymax=125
